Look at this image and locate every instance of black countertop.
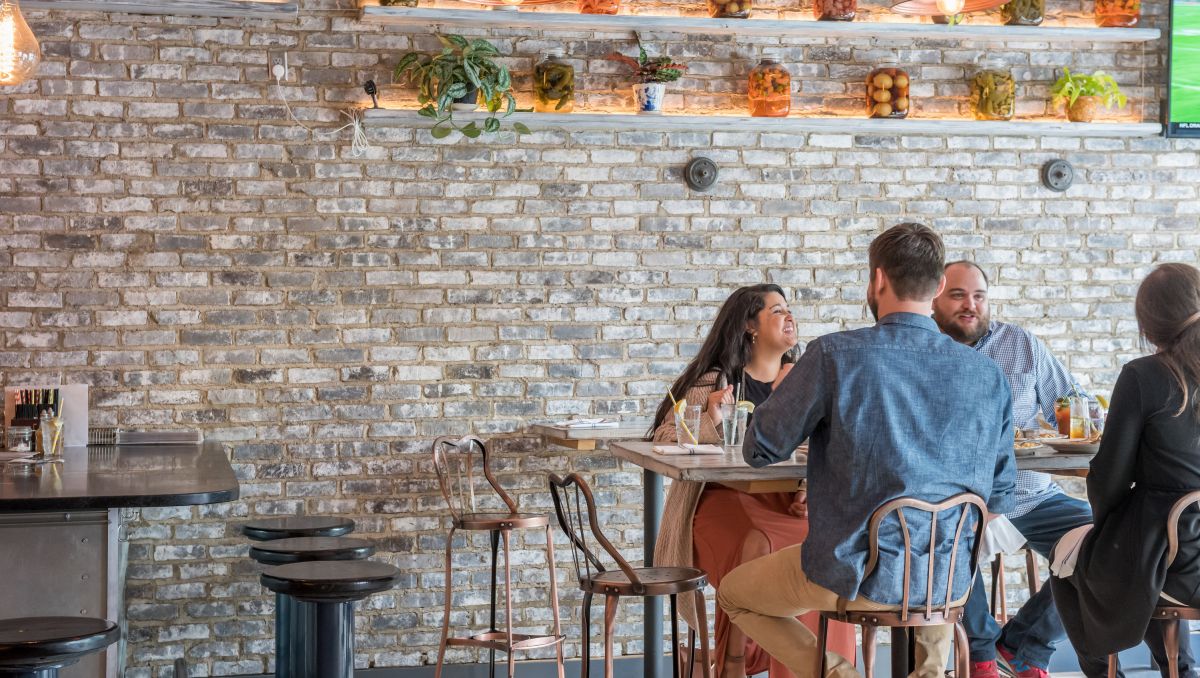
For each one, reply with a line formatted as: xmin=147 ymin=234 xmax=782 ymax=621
xmin=0 ymin=442 xmax=240 ymax=511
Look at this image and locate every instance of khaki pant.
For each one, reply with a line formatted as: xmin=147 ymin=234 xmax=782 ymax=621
xmin=716 ymin=544 xmax=953 ymax=678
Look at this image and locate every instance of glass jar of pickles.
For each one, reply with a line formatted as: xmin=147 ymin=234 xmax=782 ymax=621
xmin=1001 ymin=0 xmax=1044 ymax=25
xmin=1095 ymin=0 xmax=1139 ymax=26
xmin=708 ymin=0 xmax=750 ymax=19
xmin=748 ymin=59 xmax=791 ymax=117
xmin=814 ymin=0 xmax=855 ymax=21
xmin=866 ymin=64 xmax=909 ymax=119
xmin=578 ymin=0 xmax=620 ymax=14
xmin=971 ymin=60 xmax=1015 ymax=121
xmin=533 ymin=52 xmax=575 ymax=113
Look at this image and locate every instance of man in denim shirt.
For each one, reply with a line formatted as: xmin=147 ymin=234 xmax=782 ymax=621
xmin=718 ymin=223 xmax=1017 ymax=678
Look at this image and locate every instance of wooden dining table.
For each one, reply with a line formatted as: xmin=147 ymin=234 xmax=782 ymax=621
xmin=609 ymin=440 xmax=1096 ymax=678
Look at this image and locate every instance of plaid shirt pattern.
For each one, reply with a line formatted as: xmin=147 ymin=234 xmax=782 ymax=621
xmin=974 ymin=320 xmax=1083 ymax=518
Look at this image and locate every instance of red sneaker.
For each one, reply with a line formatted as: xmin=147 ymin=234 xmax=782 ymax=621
xmin=996 ymin=643 xmax=1049 ymax=678
xmin=970 ymin=660 xmax=1001 ymax=678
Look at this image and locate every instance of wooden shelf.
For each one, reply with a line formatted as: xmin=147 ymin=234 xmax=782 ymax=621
xmin=23 ymin=0 xmax=298 ymax=18
xmin=359 ymin=1 xmax=1160 ymax=43
xmin=362 ymin=108 xmax=1163 ymax=138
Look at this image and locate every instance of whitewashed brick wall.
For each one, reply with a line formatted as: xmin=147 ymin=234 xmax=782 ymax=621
xmin=0 ymin=0 xmax=1197 ymax=674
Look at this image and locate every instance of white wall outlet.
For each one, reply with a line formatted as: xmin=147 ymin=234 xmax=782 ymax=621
xmin=268 ymin=50 xmax=289 ymax=81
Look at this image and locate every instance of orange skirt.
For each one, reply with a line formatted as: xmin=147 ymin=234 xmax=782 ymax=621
xmin=693 ymin=485 xmax=857 ymax=678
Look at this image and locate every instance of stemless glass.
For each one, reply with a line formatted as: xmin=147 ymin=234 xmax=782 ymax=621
xmin=675 ymin=405 xmax=702 ymax=447
xmin=720 ymin=403 xmax=748 ymax=447
xmin=1069 ymin=396 xmax=1091 ymax=440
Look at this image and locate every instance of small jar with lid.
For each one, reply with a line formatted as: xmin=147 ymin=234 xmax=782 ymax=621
xmin=533 ymin=52 xmax=575 ymax=113
xmin=814 ymin=0 xmax=855 ymax=21
xmin=971 ymin=59 xmax=1015 ymax=121
xmin=1001 ymin=0 xmax=1044 ymax=25
xmin=1094 ymin=0 xmax=1139 ymax=26
xmin=866 ymin=64 xmax=910 ymax=119
xmin=707 ymin=0 xmax=750 ymax=19
xmin=748 ymin=59 xmax=791 ymax=117
xmin=5 ymin=426 xmax=33 ymax=454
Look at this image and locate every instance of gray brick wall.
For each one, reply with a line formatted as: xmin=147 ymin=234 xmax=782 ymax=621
xmin=0 ymin=0 xmax=1196 ymax=674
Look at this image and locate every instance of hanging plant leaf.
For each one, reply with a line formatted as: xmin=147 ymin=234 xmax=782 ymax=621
xmin=483 ymin=117 xmax=500 ymax=133
xmin=513 ymin=122 xmax=531 ymax=135
xmin=461 ymin=122 xmax=482 ymax=138
xmin=431 ymin=125 xmax=453 ymax=139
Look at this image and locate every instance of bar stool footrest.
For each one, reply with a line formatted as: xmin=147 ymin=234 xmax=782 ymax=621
xmin=447 ymin=632 xmax=565 ymax=652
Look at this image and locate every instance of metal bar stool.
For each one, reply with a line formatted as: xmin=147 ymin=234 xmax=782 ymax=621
xmin=548 ymin=472 xmax=711 ymax=678
xmin=249 ymin=537 xmax=376 ymax=678
xmin=0 ymin=617 xmax=119 ymax=678
xmin=990 ymin=548 xmax=1040 ymax=623
xmin=261 ymin=560 xmax=400 ymax=678
xmin=241 ymin=516 xmax=355 ymax=542
xmin=432 ymin=436 xmax=565 ymax=678
xmin=816 ymin=493 xmax=989 ymax=678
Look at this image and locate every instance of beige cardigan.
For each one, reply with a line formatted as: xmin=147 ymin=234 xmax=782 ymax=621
xmin=651 ymin=371 xmax=724 ymax=631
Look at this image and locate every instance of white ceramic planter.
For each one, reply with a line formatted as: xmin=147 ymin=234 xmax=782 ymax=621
xmin=633 ymin=82 xmax=667 ymax=114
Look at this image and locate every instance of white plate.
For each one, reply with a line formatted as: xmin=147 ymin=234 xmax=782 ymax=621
xmin=1041 ymin=438 xmax=1101 ymax=454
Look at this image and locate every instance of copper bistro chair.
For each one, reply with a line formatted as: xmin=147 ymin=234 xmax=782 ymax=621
xmin=990 ymin=548 xmax=1041 ymax=623
xmin=432 ymin=436 xmax=565 ymax=678
xmin=547 ymin=472 xmax=712 ymax=678
xmin=816 ymin=493 xmax=989 ymax=678
xmin=1107 ymin=489 xmax=1200 ymax=678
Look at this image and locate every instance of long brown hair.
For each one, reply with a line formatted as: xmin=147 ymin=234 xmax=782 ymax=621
xmin=1136 ymin=263 xmax=1200 ymax=416
xmin=648 ymin=284 xmax=798 ymax=434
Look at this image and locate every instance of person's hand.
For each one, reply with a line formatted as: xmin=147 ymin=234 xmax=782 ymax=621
xmin=707 ymin=385 xmax=734 ymax=423
xmin=772 ymin=363 xmax=794 ymax=392
xmin=787 ymin=489 xmax=808 ymax=518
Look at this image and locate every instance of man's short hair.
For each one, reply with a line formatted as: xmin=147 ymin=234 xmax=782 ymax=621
xmin=945 ymin=260 xmax=990 ymax=287
xmin=868 ymin=223 xmax=946 ymax=301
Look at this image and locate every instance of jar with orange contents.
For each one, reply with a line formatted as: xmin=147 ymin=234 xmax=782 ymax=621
xmin=1094 ymin=0 xmax=1139 ymax=26
xmin=748 ymin=59 xmax=791 ymax=117
xmin=866 ymin=64 xmax=909 ymax=119
xmin=578 ymin=0 xmax=620 ymax=14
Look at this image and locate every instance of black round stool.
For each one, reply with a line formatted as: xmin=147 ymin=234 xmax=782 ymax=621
xmin=0 ymin=617 xmax=119 ymax=677
xmin=241 ymin=516 xmax=355 ymax=542
xmin=261 ymin=560 xmax=400 ymax=678
xmin=249 ymin=537 xmax=374 ymax=678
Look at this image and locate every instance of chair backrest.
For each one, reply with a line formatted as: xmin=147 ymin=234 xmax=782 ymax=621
xmin=1166 ymin=489 xmax=1200 ymax=567
xmin=547 ymin=472 xmax=646 ymax=593
xmin=862 ymin=493 xmax=989 ymax=621
xmin=431 ymin=435 xmax=518 ymax=523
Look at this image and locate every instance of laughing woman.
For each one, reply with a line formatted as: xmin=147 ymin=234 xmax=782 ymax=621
xmin=650 ymin=284 xmax=856 ymax=678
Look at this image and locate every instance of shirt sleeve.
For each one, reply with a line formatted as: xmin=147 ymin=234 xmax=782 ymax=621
xmin=1033 ymin=332 xmax=1084 ymax=422
xmin=990 ymin=378 xmax=1018 ymax=514
xmin=741 ymin=339 xmax=827 ymax=468
xmin=1088 ymin=363 xmax=1144 ymax=525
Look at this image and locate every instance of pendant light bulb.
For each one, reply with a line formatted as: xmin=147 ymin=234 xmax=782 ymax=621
xmin=0 ymin=0 xmax=41 ymax=87
xmin=935 ymin=0 xmax=966 ymax=14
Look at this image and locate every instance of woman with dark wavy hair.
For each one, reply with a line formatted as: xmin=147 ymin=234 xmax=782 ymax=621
xmin=1052 ymin=263 xmax=1200 ymax=677
xmin=650 ymin=284 xmax=855 ymax=678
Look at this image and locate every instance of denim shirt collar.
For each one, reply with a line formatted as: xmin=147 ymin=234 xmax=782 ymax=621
xmin=876 ymin=312 xmax=939 ymax=333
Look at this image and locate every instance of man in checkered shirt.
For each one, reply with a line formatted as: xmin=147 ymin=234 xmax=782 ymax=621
xmin=932 ymin=261 xmax=1194 ymax=678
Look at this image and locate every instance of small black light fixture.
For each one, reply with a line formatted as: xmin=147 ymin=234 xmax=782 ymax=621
xmin=684 ymin=157 xmax=719 ymax=192
xmin=1041 ymin=159 xmax=1075 ymax=192
xmin=364 ymin=80 xmax=380 ymax=109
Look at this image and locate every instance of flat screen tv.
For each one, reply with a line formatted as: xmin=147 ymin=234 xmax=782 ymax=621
xmin=1168 ymin=0 xmax=1200 ymax=136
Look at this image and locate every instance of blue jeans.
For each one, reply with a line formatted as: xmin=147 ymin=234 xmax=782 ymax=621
xmin=963 ymin=492 xmax=1093 ymax=668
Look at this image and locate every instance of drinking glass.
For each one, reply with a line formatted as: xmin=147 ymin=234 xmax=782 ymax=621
xmin=675 ymin=405 xmax=702 ymax=448
xmin=1069 ymin=396 xmax=1091 ymax=440
xmin=721 ymin=403 xmax=748 ymax=448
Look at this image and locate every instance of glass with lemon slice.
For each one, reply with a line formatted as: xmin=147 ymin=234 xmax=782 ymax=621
xmin=721 ymin=400 xmax=754 ymax=448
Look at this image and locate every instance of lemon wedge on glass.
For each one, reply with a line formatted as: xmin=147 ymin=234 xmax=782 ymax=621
xmin=735 ymin=400 xmax=755 ymax=414
xmin=1096 ymin=394 xmax=1110 ymax=409
xmin=673 ymin=398 xmax=688 ymax=413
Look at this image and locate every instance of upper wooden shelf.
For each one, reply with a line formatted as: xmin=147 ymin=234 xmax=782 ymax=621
xmin=363 ymin=108 xmax=1164 ymax=138
xmin=359 ymin=0 xmax=1160 ymax=43
xmin=23 ymin=0 xmax=298 ymax=18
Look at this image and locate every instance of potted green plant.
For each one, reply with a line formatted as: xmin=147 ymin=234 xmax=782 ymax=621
xmin=394 ymin=34 xmax=530 ymax=139
xmin=1050 ymin=68 xmax=1127 ymax=123
xmin=607 ymin=35 xmax=687 ymax=115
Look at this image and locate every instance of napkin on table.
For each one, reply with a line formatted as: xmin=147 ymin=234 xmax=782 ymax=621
xmin=554 ymin=418 xmax=620 ymax=429
xmin=652 ymin=444 xmax=725 ymax=455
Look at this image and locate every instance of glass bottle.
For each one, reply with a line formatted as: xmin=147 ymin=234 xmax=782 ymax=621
xmin=866 ymin=64 xmax=909 ymax=119
xmin=814 ymin=0 xmax=856 ymax=21
xmin=533 ymin=52 xmax=575 ymax=113
xmin=1001 ymin=0 xmax=1044 ymax=25
xmin=707 ymin=0 xmax=750 ymax=19
xmin=971 ymin=59 xmax=1015 ymax=121
xmin=747 ymin=59 xmax=791 ymax=118
xmin=1094 ymin=0 xmax=1139 ymax=26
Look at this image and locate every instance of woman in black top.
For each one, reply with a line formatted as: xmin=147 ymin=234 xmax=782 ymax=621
xmin=1052 ymin=263 xmax=1200 ymax=677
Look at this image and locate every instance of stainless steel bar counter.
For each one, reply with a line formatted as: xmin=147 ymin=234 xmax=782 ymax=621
xmin=0 ymin=442 xmax=239 ymax=678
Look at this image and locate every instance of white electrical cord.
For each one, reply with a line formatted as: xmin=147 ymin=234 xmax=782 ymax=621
xmin=274 ymin=75 xmax=371 ymax=157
